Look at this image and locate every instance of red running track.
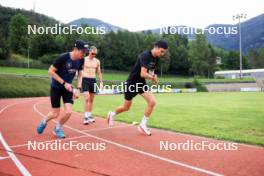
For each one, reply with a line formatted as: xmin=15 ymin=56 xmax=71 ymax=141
xmin=0 ymin=97 xmax=264 ymax=176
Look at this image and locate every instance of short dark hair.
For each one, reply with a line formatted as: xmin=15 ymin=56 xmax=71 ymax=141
xmin=154 ymin=40 xmax=168 ymax=49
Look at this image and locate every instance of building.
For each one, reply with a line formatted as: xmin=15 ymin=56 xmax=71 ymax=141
xmin=214 ymin=69 xmax=264 ymax=79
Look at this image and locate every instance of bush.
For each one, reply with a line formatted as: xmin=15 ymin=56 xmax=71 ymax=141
xmin=215 ymin=75 xmax=225 ymax=79
xmin=192 ymin=78 xmax=208 ymax=92
xmin=0 ymin=75 xmax=50 ymax=98
xmin=38 ymin=53 xmax=59 ymax=64
xmin=0 ymin=59 xmax=49 ymax=69
xmin=0 ymin=53 xmax=49 ymax=69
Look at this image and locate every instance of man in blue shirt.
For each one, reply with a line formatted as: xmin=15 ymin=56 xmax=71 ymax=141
xmin=37 ymin=40 xmax=88 ymax=138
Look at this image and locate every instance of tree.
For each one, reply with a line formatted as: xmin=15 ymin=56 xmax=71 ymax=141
xmin=30 ymin=33 xmax=59 ymax=59
xmin=222 ymin=51 xmax=250 ymax=70
xmin=164 ymin=34 xmax=190 ymax=75
xmin=247 ymin=48 xmax=264 ymax=69
xmin=8 ymin=13 xmax=28 ymax=55
xmin=0 ymin=34 xmax=9 ymax=59
xmin=188 ymin=33 xmax=212 ymax=76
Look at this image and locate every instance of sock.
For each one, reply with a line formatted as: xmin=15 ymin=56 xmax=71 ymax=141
xmin=140 ymin=115 xmax=149 ymax=126
xmin=110 ymin=111 xmax=116 ymax=118
xmin=42 ymin=117 xmax=47 ymax=124
xmin=85 ymin=112 xmax=91 ymax=118
xmin=55 ymin=122 xmax=61 ymax=130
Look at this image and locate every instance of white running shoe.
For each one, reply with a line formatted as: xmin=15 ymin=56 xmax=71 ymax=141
xmin=106 ymin=112 xmax=114 ymax=127
xmin=138 ymin=124 xmax=152 ymax=136
xmin=83 ymin=117 xmax=90 ymax=125
xmin=88 ymin=116 xmax=95 ymax=123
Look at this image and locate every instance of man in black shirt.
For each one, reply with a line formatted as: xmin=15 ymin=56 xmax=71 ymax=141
xmin=37 ymin=40 xmax=88 ymax=138
xmin=107 ymin=40 xmax=168 ymax=136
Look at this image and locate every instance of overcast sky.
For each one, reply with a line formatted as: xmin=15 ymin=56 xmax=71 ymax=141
xmin=0 ymin=0 xmax=263 ymax=31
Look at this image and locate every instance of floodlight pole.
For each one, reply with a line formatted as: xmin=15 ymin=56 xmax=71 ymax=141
xmin=233 ymin=13 xmax=247 ymax=79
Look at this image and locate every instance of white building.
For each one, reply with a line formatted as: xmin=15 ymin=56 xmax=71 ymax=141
xmin=214 ymin=69 xmax=264 ymax=79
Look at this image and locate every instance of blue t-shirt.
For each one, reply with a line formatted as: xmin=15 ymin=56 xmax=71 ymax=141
xmin=51 ymin=52 xmax=84 ymax=89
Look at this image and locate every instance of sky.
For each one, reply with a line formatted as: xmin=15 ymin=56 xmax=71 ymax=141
xmin=0 ymin=0 xmax=263 ymax=31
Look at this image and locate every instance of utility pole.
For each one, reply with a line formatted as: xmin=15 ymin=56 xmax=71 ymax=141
xmin=233 ymin=13 xmax=247 ymax=79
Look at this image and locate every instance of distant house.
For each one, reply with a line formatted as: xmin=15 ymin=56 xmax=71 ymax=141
xmin=214 ymin=69 xmax=264 ymax=79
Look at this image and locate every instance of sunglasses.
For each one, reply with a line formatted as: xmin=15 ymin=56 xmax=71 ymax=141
xmin=91 ymin=53 xmax=97 ymax=56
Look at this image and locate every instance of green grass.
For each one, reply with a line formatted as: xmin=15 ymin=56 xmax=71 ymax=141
xmin=73 ymin=92 xmax=264 ymax=146
xmin=0 ymin=66 xmax=49 ymax=76
xmin=0 ymin=75 xmax=50 ymax=98
xmin=0 ymin=66 xmax=254 ymax=83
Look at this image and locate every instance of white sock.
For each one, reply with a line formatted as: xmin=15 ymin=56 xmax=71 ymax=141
xmin=85 ymin=112 xmax=91 ymax=117
xmin=42 ymin=117 xmax=47 ymax=124
xmin=110 ymin=111 xmax=116 ymax=118
xmin=140 ymin=115 xmax=149 ymax=126
xmin=56 ymin=122 xmax=61 ymax=130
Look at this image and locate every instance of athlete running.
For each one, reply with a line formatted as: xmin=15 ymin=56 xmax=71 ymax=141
xmin=106 ymin=40 xmax=168 ymax=136
xmin=36 ymin=40 xmax=88 ymax=138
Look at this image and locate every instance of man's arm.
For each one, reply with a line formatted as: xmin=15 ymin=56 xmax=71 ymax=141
xmin=77 ymin=70 xmax=82 ymax=89
xmin=48 ymin=65 xmax=73 ymax=92
xmin=97 ymin=60 xmax=103 ymax=90
xmin=48 ymin=65 xmax=64 ymax=84
xmin=140 ymin=67 xmax=158 ymax=85
xmin=97 ymin=60 xmax=103 ymax=82
xmin=73 ymin=70 xmax=82 ymax=99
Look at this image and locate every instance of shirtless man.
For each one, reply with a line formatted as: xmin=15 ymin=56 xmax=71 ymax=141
xmin=82 ymin=46 xmax=103 ymax=125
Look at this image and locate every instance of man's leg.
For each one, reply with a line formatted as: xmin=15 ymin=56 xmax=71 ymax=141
xmin=106 ymin=100 xmax=132 ymax=127
xmin=84 ymin=92 xmax=96 ymax=124
xmin=83 ymin=92 xmax=90 ymax=124
xmin=59 ymin=103 xmax=72 ymax=125
xmin=138 ymin=91 xmax=156 ymax=136
xmin=53 ymin=103 xmax=72 ymax=138
xmin=37 ymin=108 xmax=60 ymax=134
xmin=53 ymin=88 xmax=74 ymax=138
xmin=46 ymin=108 xmax=60 ymax=122
xmin=37 ymin=87 xmax=61 ymax=134
xmin=115 ymin=100 xmax=132 ymax=114
xmin=140 ymin=91 xmax=156 ymax=117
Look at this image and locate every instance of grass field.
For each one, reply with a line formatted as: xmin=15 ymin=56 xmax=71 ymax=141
xmin=0 ymin=66 xmax=254 ymax=83
xmin=0 ymin=75 xmax=50 ymax=98
xmin=73 ymin=92 xmax=264 ymax=146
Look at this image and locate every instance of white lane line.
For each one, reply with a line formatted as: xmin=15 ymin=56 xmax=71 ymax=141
xmin=0 ymin=156 xmax=10 ymax=160
xmin=0 ymin=99 xmax=34 ymax=114
xmin=34 ymin=100 xmax=224 ymax=176
xmin=10 ymin=135 xmax=87 ymax=148
xmin=11 ymin=125 xmax=133 ymax=149
xmin=0 ymin=133 xmax=31 ymax=176
xmin=81 ymin=124 xmax=133 ymax=132
xmin=0 ymin=99 xmax=39 ymax=176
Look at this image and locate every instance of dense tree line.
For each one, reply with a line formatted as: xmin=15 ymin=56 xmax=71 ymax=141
xmin=1 ymin=11 xmax=263 ymax=77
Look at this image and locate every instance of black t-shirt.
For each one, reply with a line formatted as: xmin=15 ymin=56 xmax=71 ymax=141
xmin=126 ymin=50 xmax=159 ymax=84
xmin=51 ymin=52 xmax=84 ymax=89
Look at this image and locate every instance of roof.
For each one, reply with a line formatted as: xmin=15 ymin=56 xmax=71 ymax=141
xmin=215 ymin=69 xmax=264 ymax=75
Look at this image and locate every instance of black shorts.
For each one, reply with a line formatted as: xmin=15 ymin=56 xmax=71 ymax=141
xmin=124 ymin=82 xmax=148 ymax=101
xmin=82 ymin=78 xmax=97 ymax=93
xmin=50 ymin=87 xmax=73 ymax=108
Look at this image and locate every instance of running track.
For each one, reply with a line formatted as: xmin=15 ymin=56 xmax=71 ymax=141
xmin=0 ymin=97 xmax=264 ymax=176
